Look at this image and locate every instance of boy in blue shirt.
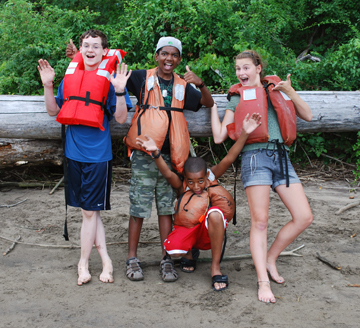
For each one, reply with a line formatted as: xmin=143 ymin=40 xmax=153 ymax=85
xmin=37 ymin=29 xmax=132 ymax=286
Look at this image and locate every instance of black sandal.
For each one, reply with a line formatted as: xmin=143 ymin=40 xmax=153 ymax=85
xmin=180 ymin=249 xmax=200 ymax=273
xmin=212 ymin=275 xmax=228 ymax=291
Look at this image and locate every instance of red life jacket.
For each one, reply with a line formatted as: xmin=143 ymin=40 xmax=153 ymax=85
xmin=57 ymin=49 xmax=126 ymax=131
xmin=124 ymin=68 xmax=190 ymax=173
xmin=226 ymin=75 xmax=297 ymax=146
xmin=174 ymin=178 xmax=235 ymax=228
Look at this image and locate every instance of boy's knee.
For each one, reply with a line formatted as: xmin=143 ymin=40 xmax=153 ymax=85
xmin=207 ymin=211 xmax=224 ymax=226
xmin=82 ymin=209 xmax=96 ymax=220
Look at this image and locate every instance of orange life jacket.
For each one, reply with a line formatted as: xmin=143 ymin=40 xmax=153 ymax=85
xmin=57 ymin=49 xmax=126 ymax=131
xmin=174 ymin=178 xmax=235 ymax=228
xmin=124 ymin=68 xmax=190 ymax=173
xmin=226 ymin=75 xmax=297 ymax=146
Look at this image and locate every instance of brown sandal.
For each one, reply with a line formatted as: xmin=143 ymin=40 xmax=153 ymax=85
xmin=126 ymin=257 xmax=144 ymax=281
xmin=160 ymin=256 xmax=178 ymax=282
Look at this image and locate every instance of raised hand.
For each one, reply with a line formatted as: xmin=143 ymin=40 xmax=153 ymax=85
xmin=273 ymin=74 xmax=293 ymax=94
xmin=183 ymin=65 xmax=203 ymax=87
xmin=37 ymin=59 xmax=55 ymax=87
xmin=66 ymin=39 xmax=78 ymax=60
xmin=110 ymin=62 xmax=132 ymax=93
xmin=242 ymin=113 xmax=261 ymax=135
xmin=136 ymin=135 xmax=158 ymax=152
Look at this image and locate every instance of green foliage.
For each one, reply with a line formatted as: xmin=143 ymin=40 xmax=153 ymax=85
xmin=1 ymin=0 xmax=360 ymax=94
xmin=290 ymin=132 xmax=358 ymax=166
xmin=0 ymin=0 xmax=360 ymax=176
xmin=0 ymin=0 xmax=99 ymax=94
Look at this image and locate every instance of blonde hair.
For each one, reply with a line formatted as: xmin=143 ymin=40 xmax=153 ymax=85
xmin=235 ymin=50 xmax=266 ymax=78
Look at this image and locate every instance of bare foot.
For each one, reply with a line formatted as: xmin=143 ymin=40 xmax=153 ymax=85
xmin=266 ymin=262 xmax=285 ymax=284
xmin=99 ymin=260 xmax=114 ymax=283
xmin=257 ymin=281 xmax=276 ymax=303
xmin=77 ymin=263 xmax=91 ymax=286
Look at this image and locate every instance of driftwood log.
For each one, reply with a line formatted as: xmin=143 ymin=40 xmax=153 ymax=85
xmin=1 ymin=92 xmax=360 ymax=167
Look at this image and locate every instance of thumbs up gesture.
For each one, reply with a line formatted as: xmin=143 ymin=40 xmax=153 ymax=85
xmin=183 ymin=65 xmax=203 ymax=88
xmin=66 ymin=39 xmax=78 ymax=60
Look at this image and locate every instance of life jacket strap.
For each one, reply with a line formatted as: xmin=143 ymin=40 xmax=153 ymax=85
xmin=266 ymin=139 xmax=290 ymax=187
xmin=65 ymin=92 xmax=105 ymax=111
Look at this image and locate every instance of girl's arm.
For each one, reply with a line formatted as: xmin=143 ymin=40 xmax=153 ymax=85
xmin=211 ymin=102 xmax=235 ymax=144
xmin=211 ymin=113 xmax=261 ymax=179
xmin=274 ymin=74 xmax=313 ymax=122
xmin=136 ymin=135 xmax=183 ymax=190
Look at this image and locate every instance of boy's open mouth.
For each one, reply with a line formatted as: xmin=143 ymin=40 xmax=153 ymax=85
xmin=241 ymin=77 xmax=249 ymax=84
xmin=87 ymin=55 xmax=95 ymax=58
xmin=164 ymin=63 xmax=173 ymax=69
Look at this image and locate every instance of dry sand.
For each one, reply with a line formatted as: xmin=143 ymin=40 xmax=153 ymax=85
xmin=1 ymin=177 xmax=359 ymax=328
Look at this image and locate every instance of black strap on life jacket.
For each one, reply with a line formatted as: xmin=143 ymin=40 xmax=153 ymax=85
xmin=231 ymin=156 xmax=240 ymax=225
xmin=266 ymin=139 xmax=290 ymax=187
xmin=220 ymin=230 xmax=227 ymax=263
xmin=64 ymin=92 xmax=111 ymax=122
xmin=262 ymin=82 xmax=290 ymax=188
xmin=137 ymin=86 xmax=184 ymax=136
xmin=61 ymin=124 xmax=69 ymax=241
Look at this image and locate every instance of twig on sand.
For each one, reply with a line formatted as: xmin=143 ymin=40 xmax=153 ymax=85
xmin=316 ymin=252 xmax=342 ymax=270
xmin=346 ymin=284 xmax=360 ymax=287
xmin=3 ymin=235 xmax=21 ymax=255
xmin=336 ymin=200 xmax=360 ymax=215
xmin=49 ymin=176 xmax=64 ymax=195
xmin=140 ymin=245 xmax=305 ymax=267
xmin=0 ymin=235 xmax=159 ymax=250
xmin=0 ymin=199 xmax=27 ymax=208
xmin=198 ymin=244 xmax=305 ymax=263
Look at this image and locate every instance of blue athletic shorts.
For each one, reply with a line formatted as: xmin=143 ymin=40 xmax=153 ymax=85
xmin=66 ymin=158 xmax=112 ymax=211
xmin=240 ymin=149 xmax=301 ymax=190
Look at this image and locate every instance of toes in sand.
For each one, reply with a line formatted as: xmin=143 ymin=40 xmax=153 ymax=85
xmin=77 ymin=265 xmax=92 ymax=286
xmin=99 ymin=260 xmax=114 ymax=283
xmin=257 ymin=281 xmax=276 ymax=303
xmin=266 ymin=262 xmax=285 ymax=284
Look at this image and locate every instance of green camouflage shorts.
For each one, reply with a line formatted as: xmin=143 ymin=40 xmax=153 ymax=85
xmin=129 ymin=150 xmax=176 ymax=218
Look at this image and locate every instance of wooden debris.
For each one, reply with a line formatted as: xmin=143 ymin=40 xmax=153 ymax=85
xmin=316 ymin=252 xmax=342 ymax=270
xmin=346 ymin=284 xmax=360 ymax=288
xmin=0 ymin=199 xmax=27 ymax=208
xmin=350 ymin=233 xmax=357 ymax=238
xmin=140 ymin=245 xmax=305 ymax=267
xmin=49 ymin=176 xmax=64 ymax=195
xmin=3 ymin=235 xmax=21 ymax=255
xmin=336 ymin=200 xmax=360 ymax=215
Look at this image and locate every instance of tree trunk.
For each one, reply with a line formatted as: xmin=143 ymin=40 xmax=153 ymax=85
xmin=1 ymin=92 xmax=360 ymax=168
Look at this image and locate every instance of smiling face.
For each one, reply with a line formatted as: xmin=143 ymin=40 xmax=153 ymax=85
xmin=235 ymin=58 xmax=262 ymax=87
xmin=155 ymin=46 xmax=182 ymax=79
xmin=184 ymin=170 xmax=209 ymax=195
xmin=80 ymin=36 xmax=107 ymax=71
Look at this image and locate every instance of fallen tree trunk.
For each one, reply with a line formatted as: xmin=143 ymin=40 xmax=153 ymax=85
xmin=1 ymin=92 xmax=360 ymax=168
xmin=1 ymin=92 xmax=360 ymax=139
xmin=0 ymin=139 xmax=63 ymax=167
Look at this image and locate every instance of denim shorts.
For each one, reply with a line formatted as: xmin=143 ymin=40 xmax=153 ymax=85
xmin=240 ymin=149 xmax=301 ymax=190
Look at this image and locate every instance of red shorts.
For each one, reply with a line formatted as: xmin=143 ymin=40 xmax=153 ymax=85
xmin=164 ymin=206 xmax=228 ymax=255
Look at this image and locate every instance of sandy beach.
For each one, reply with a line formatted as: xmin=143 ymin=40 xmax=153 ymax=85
xmin=1 ymin=169 xmax=359 ymax=328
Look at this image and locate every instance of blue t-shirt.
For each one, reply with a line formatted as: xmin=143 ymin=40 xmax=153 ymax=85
xmin=55 ymin=79 xmax=132 ymax=163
